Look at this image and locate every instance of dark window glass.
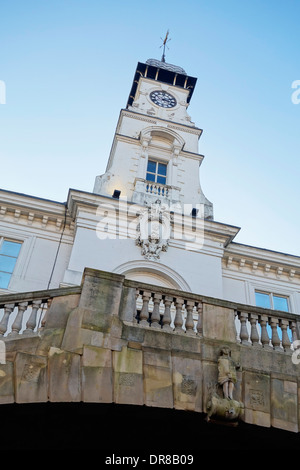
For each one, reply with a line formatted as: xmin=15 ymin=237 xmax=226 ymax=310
xmin=147 ymin=160 xmax=156 ymax=173
xmin=146 ymin=160 xmax=167 ymax=184
xmin=158 ymin=163 xmax=167 ymax=176
xmin=157 ymin=175 xmax=166 ymax=185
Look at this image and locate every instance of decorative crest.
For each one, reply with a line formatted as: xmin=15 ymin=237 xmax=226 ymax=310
xmin=160 ymin=30 xmax=171 ymax=63
xmin=135 ymin=199 xmax=170 ymax=261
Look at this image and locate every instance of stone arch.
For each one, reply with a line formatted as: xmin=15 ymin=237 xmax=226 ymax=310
xmin=140 ymin=126 xmax=185 ymax=150
xmin=113 ymin=260 xmax=191 ymax=292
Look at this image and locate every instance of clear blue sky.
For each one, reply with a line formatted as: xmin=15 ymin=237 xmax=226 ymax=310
xmin=0 ymin=0 xmax=299 ymax=255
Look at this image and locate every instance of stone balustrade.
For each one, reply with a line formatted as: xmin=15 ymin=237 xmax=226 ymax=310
xmin=0 ymin=299 xmax=48 ymax=337
xmin=0 ymin=286 xmax=81 ymax=337
xmin=124 ymin=282 xmax=300 ymax=355
xmin=132 ymin=177 xmax=181 ymax=205
xmin=145 ymin=181 xmax=169 ymax=197
xmin=236 ymin=310 xmax=298 ymax=352
xmin=135 ymin=289 xmax=202 ymax=334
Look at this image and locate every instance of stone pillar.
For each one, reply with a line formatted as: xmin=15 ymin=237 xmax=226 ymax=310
xmin=202 ymin=304 xmax=237 ymax=343
xmin=61 ymin=268 xmax=125 ymax=352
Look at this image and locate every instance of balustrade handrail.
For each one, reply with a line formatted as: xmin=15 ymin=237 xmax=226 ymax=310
xmin=0 ymin=285 xmax=82 ymax=337
xmin=0 ymin=285 xmax=82 ymax=309
xmin=145 ymin=181 xmax=169 ymax=197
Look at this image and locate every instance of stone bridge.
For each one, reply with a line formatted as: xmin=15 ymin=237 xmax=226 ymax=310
xmin=1 ymin=268 xmax=300 ymax=449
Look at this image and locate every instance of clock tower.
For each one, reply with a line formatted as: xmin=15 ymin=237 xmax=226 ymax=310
xmin=63 ymin=55 xmax=240 ymax=295
xmin=93 ymin=58 xmax=213 ymax=219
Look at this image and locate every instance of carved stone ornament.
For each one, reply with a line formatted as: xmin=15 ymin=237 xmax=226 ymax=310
xmin=136 ymin=199 xmax=170 ymax=261
xmin=206 ymin=346 xmax=244 ymax=425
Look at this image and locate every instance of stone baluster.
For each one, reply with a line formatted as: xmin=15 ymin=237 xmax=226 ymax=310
xmin=259 ymin=315 xmax=272 ymax=349
xmin=290 ymin=321 xmax=298 ymax=344
xmin=249 ymin=313 xmax=260 ymax=347
xmin=151 ymin=293 xmax=162 ymax=328
xmin=238 ymin=311 xmax=250 ymax=345
xmin=280 ymin=319 xmax=291 ymax=352
xmin=196 ymin=302 xmax=203 ymax=336
xmin=174 ymin=297 xmax=184 ymax=332
xmin=134 ymin=289 xmax=140 ymax=323
xmin=40 ymin=299 xmax=51 ymax=328
xmin=139 ymin=291 xmax=151 ymax=326
xmin=0 ymin=303 xmax=15 ymax=336
xmin=162 ymin=296 xmax=173 ymax=331
xmin=24 ymin=300 xmax=43 ymax=334
xmin=185 ymin=300 xmax=195 ymax=334
xmin=9 ymin=302 xmax=28 ymax=336
xmin=269 ymin=317 xmax=282 ymax=351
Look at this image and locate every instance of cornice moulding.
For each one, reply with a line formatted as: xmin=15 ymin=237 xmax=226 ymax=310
xmin=225 ymin=242 xmax=300 ymax=268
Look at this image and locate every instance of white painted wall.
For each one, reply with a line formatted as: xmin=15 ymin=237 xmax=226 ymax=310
xmin=0 ymin=192 xmax=74 ymax=293
xmin=222 ymin=245 xmax=300 ymax=313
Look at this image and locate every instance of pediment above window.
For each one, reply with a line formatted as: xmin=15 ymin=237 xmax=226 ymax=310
xmin=140 ymin=126 xmax=185 ymax=151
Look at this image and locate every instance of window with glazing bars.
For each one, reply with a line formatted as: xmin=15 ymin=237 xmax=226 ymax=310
xmin=255 ymin=290 xmax=291 ymax=341
xmin=146 ymin=160 xmax=167 ymax=185
xmin=255 ymin=291 xmax=289 ymax=312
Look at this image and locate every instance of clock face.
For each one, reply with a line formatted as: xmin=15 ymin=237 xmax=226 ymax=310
xmin=150 ymin=90 xmax=177 ymax=108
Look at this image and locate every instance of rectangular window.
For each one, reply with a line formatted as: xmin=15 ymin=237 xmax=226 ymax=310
xmin=255 ymin=291 xmax=289 ymax=312
xmin=255 ymin=290 xmax=291 ymax=342
xmin=0 ymin=239 xmax=22 ymax=289
xmin=146 ymin=160 xmax=167 ymax=185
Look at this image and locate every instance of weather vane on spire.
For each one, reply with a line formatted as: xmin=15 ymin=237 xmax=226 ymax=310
xmin=160 ymin=30 xmax=171 ymax=63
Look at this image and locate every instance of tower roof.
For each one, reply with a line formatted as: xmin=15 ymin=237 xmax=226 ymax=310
xmin=145 ymin=58 xmax=187 ymax=75
xmin=126 ymin=60 xmax=197 ymax=108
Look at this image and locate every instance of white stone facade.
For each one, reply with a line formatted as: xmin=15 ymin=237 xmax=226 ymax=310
xmin=1 ymin=58 xmax=300 ymax=316
xmin=0 ymin=190 xmax=73 ymax=293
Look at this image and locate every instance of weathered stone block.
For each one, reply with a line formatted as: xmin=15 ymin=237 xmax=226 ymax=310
xmin=80 ymin=270 xmax=124 ymax=331
xmin=0 ymin=362 xmax=14 ymax=404
xmin=202 ymin=304 xmax=236 ymax=343
xmin=144 ymin=365 xmax=173 ymax=408
xmin=45 ymin=294 xmax=80 ymax=329
xmin=36 ymin=328 xmax=66 ymax=355
xmin=202 ymin=361 xmax=218 ymax=413
xmin=15 ymin=352 xmax=47 ymax=403
xmin=172 ymin=354 xmax=202 ymax=412
xmin=271 ymin=378 xmax=298 ymax=432
xmin=171 ymin=333 xmax=201 ymax=354
xmin=143 ymin=348 xmax=173 ymax=408
xmin=243 ymin=371 xmax=271 ymax=428
xmin=5 ymin=335 xmax=41 ymax=359
xmin=122 ymin=324 xmax=145 ymax=344
xmin=60 ymin=306 xmax=86 ymax=352
xmin=48 ymin=347 xmax=81 ymax=402
xmin=142 ymin=329 xmax=172 ymax=350
xmin=119 ymin=286 xmax=137 ymax=322
xmin=82 ymin=345 xmax=112 ymax=403
xmin=143 ymin=347 xmax=171 ymax=369
xmin=113 ymin=346 xmax=143 ymax=405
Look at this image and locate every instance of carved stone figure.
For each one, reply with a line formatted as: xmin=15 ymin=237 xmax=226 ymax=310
xmin=217 ymin=346 xmax=239 ymax=400
xmin=206 ymin=347 xmax=244 ymax=424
